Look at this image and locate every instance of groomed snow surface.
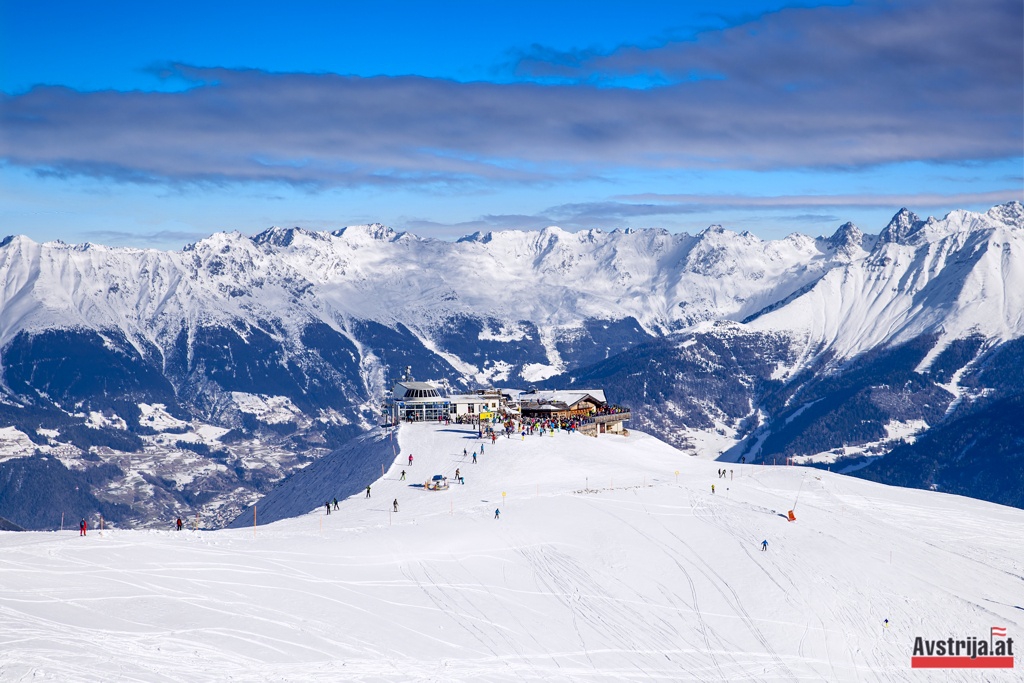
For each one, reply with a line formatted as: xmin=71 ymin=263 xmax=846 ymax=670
xmin=2 ymin=424 xmax=1022 ymax=681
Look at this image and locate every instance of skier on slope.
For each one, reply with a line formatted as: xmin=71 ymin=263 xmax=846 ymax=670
xmin=176 ymin=517 xmax=183 ymax=531
xmin=472 ymin=452 xmax=477 ymax=464
xmin=761 ymin=539 xmax=769 ymax=551
xmin=400 ymin=470 xmax=406 ymax=481
xmin=333 ymin=498 xmax=339 ymax=510
xmin=494 ymin=508 xmax=500 ymax=519
xmin=80 ymin=519 xmax=87 ymax=536
xmin=393 ymin=499 xmax=399 ymax=512
xmin=325 ymin=502 xmax=331 ymax=515
xmin=408 ymin=454 xmax=413 ymax=466
xmin=711 ymin=484 xmax=715 ymax=494
xmin=365 ymin=485 xmax=371 ymax=498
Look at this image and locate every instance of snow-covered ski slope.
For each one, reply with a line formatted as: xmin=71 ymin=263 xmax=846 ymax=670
xmin=1 ymin=423 xmax=1022 ymax=681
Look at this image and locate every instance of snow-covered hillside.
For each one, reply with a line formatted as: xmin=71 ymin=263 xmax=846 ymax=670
xmin=1 ymin=424 xmax=1021 ymax=681
xmin=748 ymin=203 xmax=1024 ymax=364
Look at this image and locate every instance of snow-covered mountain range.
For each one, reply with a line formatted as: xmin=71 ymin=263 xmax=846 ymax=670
xmin=0 ymin=202 xmax=1021 ymax=527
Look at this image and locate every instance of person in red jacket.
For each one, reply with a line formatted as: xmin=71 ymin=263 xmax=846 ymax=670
xmin=79 ymin=518 xmax=87 ymax=536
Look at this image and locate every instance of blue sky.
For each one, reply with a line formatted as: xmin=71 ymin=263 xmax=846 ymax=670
xmin=1 ymin=0 xmax=1021 ymax=247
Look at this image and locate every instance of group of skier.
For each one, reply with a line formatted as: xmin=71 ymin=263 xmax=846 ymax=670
xmin=321 ymin=421 xmax=511 ymax=523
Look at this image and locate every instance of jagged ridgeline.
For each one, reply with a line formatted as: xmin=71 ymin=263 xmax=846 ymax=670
xmin=0 ymin=203 xmax=1021 ymax=528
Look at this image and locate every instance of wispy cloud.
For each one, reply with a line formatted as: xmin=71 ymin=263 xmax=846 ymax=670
xmin=81 ymin=228 xmax=213 ymax=248
xmin=399 ymin=189 xmax=1022 ymax=233
xmin=612 ymin=190 xmax=1022 ymax=209
xmin=0 ymin=0 xmax=1019 ymax=191
xmin=541 ymin=190 xmax=1022 ymax=226
xmin=515 ymin=0 xmax=1021 ymax=91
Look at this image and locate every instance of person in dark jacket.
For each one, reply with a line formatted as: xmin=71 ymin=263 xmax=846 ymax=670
xmin=79 ymin=519 xmax=87 ymax=536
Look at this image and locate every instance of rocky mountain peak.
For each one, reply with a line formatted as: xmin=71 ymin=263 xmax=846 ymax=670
xmin=827 ymin=221 xmax=864 ymax=252
xmin=879 ymin=207 xmax=924 ymax=244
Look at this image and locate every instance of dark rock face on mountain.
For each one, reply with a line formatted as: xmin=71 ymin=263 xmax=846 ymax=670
xmin=541 ymin=326 xmax=795 ymax=449
xmin=855 ymin=339 xmax=1024 ymax=508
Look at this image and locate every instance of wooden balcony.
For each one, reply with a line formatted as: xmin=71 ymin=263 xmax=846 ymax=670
xmin=589 ymin=412 xmax=630 ymax=424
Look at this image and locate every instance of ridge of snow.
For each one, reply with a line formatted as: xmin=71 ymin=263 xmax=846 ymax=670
xmin=747 ymin=203 xmax=1024 ymax=361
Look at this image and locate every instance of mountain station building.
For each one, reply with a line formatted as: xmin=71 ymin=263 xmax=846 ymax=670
xmin=388 ymin=381 xmax=450 ymax=423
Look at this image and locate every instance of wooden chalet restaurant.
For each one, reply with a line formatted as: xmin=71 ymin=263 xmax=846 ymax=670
xmin=518 ymin=389 xmax=631 ymax=436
